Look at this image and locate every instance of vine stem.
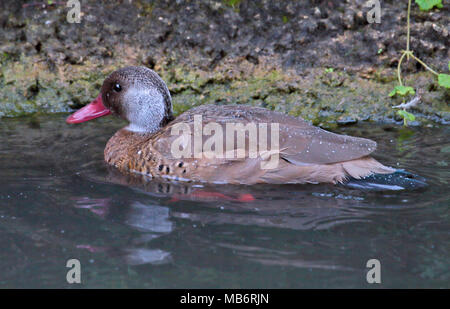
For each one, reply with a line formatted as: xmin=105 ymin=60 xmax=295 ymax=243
xmin=406 ymin=0 xmax=412 ymax=60
xmin=397 ymin=51 xmax=439 ymax=86
xmin=397 ymin=0 xmax=412 ymax=85
xmin=410 ymin=53 xmax=440 ymax=76
xmin=397 ymin=51 xmax=408 ymax=86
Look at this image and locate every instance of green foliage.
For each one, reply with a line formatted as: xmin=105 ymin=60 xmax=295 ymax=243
xmin=389 ymin=0 xmax=446 ymax=126
xmin=0 ymin=52 xmax=11 ymax=64
xmin=438 ymin=61 xmax=450 ymax=88
xmin=324 ymin=68 xmax=334 ymax=73
xmin=415 ymin=0 xmax=443 ymax=11
xmin=389 ymin=86 xmax=415 ymax=97
xmin=438 ymin=74 xmax=450 ymax=88
xmin=397 ymin=110 xmax=416 ymax=121
xmin=397 ymin=110 xmax=416 ymax=126
xmin=224 ymin=0 xmax=241 ymax=8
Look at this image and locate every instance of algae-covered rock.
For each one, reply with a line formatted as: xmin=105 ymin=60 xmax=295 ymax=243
xmin=0 ymin=0 xmax=448 ymax=125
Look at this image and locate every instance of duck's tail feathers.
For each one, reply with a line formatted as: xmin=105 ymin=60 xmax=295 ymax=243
xmin=343 ymin=170 xmax=427 ymax=191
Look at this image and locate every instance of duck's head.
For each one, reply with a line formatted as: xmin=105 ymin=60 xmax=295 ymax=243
xmin=66 ymin=66 xmax=174 ymax=133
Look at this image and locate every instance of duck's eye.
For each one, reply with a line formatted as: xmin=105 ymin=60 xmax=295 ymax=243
xmin=113 ymin=83 xmax=122 ymax=92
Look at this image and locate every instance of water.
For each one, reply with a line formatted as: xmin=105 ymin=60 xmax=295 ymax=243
xmin=0 ymin=114 xmax=448 ymax=288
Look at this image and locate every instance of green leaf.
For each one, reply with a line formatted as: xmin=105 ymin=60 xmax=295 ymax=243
xmin=389 ymin=85 xmax=415 ymax=97
xmin=415 ymin=0 xmax=443 ymax=11
xmin=397 ymin=110 xmax=416 ymax=121
xmin=436 ymin=160 xmax=448 ymax=167
xmin=448 ymin=61 xmax=450 ymax=71
xmin=224 ymin=0 xmax=241 ymax=8
xmin=438 ymin=74 xmax=450 ymax=88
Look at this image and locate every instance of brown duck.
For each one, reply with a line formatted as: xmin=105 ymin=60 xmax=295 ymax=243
xmin=67 ymin=66 xmax=425 ymax=189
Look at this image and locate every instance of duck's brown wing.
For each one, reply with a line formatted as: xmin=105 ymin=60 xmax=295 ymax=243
xmin=277 ymin=124 xmax=377 ymax=165
xmin=154 ymin=105 xmax=377 ymax=166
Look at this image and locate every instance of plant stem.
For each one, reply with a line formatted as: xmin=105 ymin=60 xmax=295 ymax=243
xmin=397 ymin=0 xmax=413 ymax=86
xmin=410 ymin=54 xmax=440 ymax=76
xmin=403 ymin=108 xmax=408 ymax=126
xmin=406 ymin=0 xmax=412 ymax=60
xmin=396 ymin=50 xmax=438 ymax=87
xmin=397 ymin=51 xmax=408 ymax=86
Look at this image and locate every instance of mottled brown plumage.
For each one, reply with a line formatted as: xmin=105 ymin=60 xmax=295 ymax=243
xmin=68 ymin=66 xmax=395 ymax=185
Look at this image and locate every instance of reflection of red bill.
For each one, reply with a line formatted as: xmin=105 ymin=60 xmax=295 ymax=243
xmin=71 ymin=196 xmax=110 ymax=218
xmin=76 ymin=244 xmax=107 ymax=253
xmin=169 ymin=190 xmax=255 ymax=203
xmin=66 ymin=94 xmax=111 ymax=124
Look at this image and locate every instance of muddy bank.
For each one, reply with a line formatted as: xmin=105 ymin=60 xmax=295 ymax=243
xmin=0 ymin=0 xmax=448 ymax=125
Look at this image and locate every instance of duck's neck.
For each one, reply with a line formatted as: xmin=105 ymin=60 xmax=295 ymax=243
xmin=122 ymin=87 xmax=174 ymax=134
xmin=125 ymin=113 xmax=174 ymax=134
xmin=125 ymin=123 xmax=158 ymax=133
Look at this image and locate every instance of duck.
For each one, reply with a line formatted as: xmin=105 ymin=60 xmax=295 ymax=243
xmin=66 ymin=66 xmax=426 ymax=189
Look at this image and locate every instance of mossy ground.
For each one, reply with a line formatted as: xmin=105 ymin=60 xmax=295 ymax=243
xmin=1 ymin=48 xmax=448 ymax=126
xmin=0 ymin=0 xmax=448 ymax=126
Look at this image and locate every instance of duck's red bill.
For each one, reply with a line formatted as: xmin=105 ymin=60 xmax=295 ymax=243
xmin=66 ymin=94 xmax=111 ymax=124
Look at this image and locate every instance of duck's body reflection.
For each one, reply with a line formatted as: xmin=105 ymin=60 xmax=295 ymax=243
xmin=74 ymin=193 xmax=174 ymax=266
xmin=72 ymin=166 xmax=383 ymax=269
